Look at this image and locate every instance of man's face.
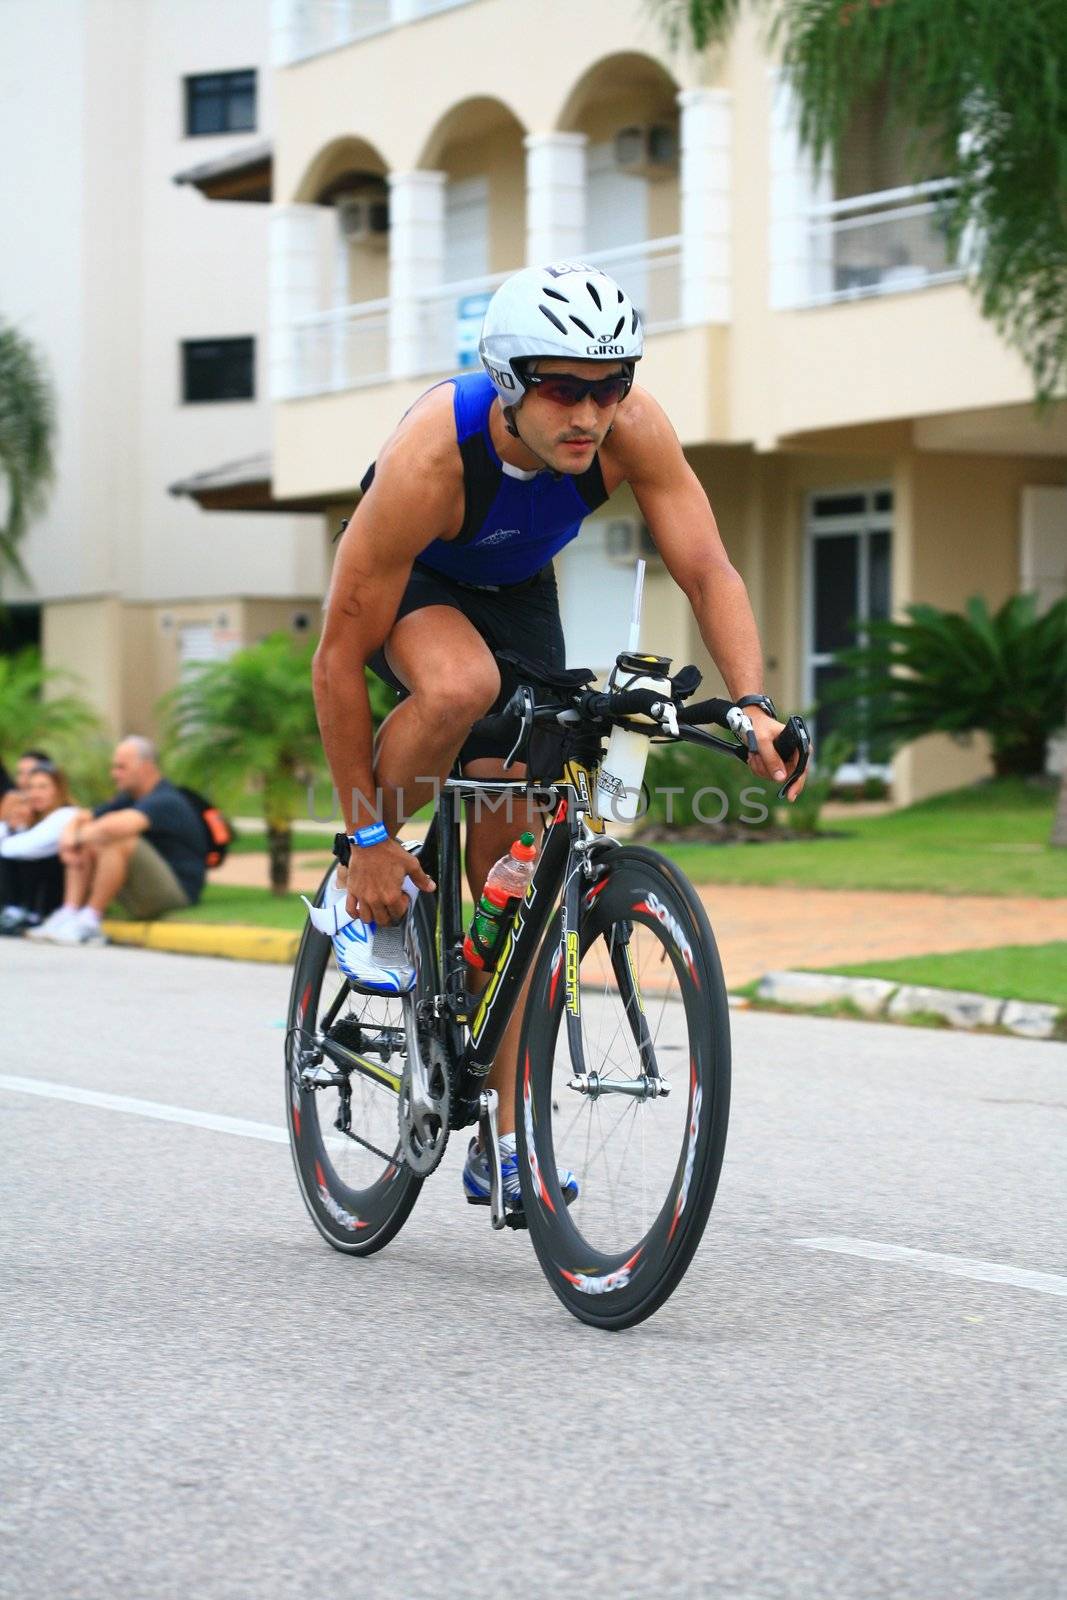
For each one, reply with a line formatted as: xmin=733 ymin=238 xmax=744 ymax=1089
xmin=110 ymin=742 xmax=147 ymax=796
xmin=514 ymin=359 xmax=629 ymax=475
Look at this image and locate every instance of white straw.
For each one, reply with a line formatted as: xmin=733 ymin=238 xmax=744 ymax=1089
xmin=627 ymin=559 xmax=646 ymax=652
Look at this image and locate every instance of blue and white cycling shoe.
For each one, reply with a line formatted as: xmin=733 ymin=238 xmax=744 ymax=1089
xmin=303 ymin=874 xmax=417 ymax=995
xmin=462 ymin=1133 xmax=579 ymax=1210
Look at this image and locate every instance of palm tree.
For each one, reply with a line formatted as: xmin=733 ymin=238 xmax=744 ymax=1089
xmin=1052 ymin=766 xmax=1067 ymax=848
xmin=160 ymin=632 xmax=326 ymax=894
xmin=824 ymin=594 xmax=1067 ymax=779
xmin=656 ymin=0 xmax=1067 ymax=402
xmin=0 ymin=647 xmax=103 ymax=767
xmin=0 ymin=320 xmax=55 ymax=591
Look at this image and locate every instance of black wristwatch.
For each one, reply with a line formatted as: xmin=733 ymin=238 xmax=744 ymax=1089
xmin=736 ymin=693 xmax=777 ymax=720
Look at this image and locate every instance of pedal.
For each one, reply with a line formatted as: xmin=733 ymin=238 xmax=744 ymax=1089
xmin=477 ymin=1088 xmax=507 ymax=1231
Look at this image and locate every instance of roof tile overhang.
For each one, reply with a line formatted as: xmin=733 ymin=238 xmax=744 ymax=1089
xmin=168 ymin=453 xmax=353 ymax=514
xmin=173 ymin=140 xmax=273 ymax=203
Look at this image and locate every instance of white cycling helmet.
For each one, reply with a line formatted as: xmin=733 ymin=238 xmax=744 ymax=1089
xmin=479 ymin=261 xmax=644 ymax=404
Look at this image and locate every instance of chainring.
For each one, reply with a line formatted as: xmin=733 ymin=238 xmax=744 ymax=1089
xmin=397 ymin=1028 xmax=451 ymax=1176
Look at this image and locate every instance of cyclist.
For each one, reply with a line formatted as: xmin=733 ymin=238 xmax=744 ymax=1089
xmin=311 ymin=260 xmax=807 ymax=1205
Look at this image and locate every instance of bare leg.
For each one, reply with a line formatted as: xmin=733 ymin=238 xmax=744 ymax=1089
xmin=84 ymin=837 xmax=138 ymax=916
xmin=60 ymin=849 xmax=92 ymax=909
xmin=336 ymin=606 xmax=501 ymax=892
xmin=463 ymin=757 xmax=544 ymax=1137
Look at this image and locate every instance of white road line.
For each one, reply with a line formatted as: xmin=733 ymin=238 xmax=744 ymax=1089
xmin=0 ymin=1074 xmax=288 ymax=1145
xmin=797 ymin=1236 xmax=1067 ymax=1299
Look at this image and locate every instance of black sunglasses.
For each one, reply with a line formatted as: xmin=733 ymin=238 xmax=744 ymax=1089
xmin=522 ymin=370 xmax=633 ymax=409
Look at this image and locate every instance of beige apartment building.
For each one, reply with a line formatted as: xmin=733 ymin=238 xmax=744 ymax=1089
xmin=264 ymin=0 xmax=1066 ymax=802
xmin=0 ymin=0 xmax=327 ymax=738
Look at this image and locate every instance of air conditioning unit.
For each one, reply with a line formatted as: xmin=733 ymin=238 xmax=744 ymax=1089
xmin=614 ymin=123 xmax=678 ymax=179
xmin=337 ymin=197 xmax=390 ymax=247
xmin=605 ymin=518 xmax=657 ymax=565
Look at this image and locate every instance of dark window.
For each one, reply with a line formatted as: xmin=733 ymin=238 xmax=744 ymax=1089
xmin=182 ymin=338 xmax=254 ymax=403
xmin=185 ymin=70 xmax=256 ymax=137
xmin=813 ymin=533 xmax=860 ymax=654
xmin=812 ymin=493 xmax=867 ymax=519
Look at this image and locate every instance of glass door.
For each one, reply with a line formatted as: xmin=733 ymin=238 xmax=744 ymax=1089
xmin=806 ymin=487 xmax=892 ymax=774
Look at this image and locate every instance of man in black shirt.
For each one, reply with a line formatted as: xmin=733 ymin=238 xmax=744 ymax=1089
xmin=37 ymin=737 xmax=206 ymax=945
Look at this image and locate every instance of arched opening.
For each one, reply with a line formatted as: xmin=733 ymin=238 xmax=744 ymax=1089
xmin=557 ymin=54 xmax=682 ymax=327
xmin=293 ymin=135 xmax=391 ymax=307
xmin=418 ymin=97 xmax=527 ymax=283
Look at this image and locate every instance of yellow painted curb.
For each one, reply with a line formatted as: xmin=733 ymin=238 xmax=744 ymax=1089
xmin=102 ymin=919 xmax=299 ymax=964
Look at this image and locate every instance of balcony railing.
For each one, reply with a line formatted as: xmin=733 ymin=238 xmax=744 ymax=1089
xmin=275 ymin=238 xmax=692 ymax=398
xmin=273 ymin=0 xmax=476 ymax=64
xmin=583 ymin=237 xmax=684 ymax=335
xmin=803 ymin=179 xmax=962 ymax=306
xmin=282 ymin=298 xmax=391 ymax=398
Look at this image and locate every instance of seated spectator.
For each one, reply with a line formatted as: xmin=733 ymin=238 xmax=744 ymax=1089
xmin=0 ymin=749 xmax=53 ymax=831
xmin=33 ymin=736 xmax=206 ymax=946
xmin=0 ymin=761 xmax=78 ymax=934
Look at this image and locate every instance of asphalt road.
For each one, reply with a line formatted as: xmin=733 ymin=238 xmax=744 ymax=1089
xmin=1 ymin=940 xmax=1064 ymax=1600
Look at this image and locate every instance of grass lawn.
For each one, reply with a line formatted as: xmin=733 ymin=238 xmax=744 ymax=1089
xmin=812 ymin=943 xmax=1067 ymax=1009
xmin=160 ymin=883 xmax=476 ymax=934
xmin=165 ymin=885 xmax=309 ymax=931
xmin=652 ymin=778 xmax=1067 ymax=897
xmin=228 ymin=829 xmax=334 ymax=855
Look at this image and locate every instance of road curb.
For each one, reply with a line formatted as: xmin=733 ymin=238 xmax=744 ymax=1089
xmin=102 ymin=919 xmax=299 ymax=965
xmin=754 ymin=970 xmax=1064 ymax=1040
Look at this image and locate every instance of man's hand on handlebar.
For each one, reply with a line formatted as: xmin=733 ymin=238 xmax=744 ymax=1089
xmin=343 ymin=836 xmax=436 ymax=928
xmin=745 ymin=706 xmax=811 ymax=801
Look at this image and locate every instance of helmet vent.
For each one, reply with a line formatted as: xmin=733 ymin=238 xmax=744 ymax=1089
xmin=586 ymin=281 xmax=602 ymax=310
xmin=617 ymin=288 xmax=625 ymax=303
xmin=631 ymin=309 xmax=639 ymax=334
xmin=539 ymin=304 xmax=568 ymax=335
xmin=569 ymin=316 xmax=595 ymax=338
xmin=543 ymin=287 xmax=568 ymax=303
xmin=611 ymin=315 xmax=624 ymax=339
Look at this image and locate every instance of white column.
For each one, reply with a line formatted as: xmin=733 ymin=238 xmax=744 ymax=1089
xmin=270 ymin=0 xmax=301 ymax=66
xmin=269 ymin=204 xmax=323 ymax=399
xmin=768 ymin=70 xmax=832 ymax=309
xmin=388 ymin=170 xmax=446 ymax=379
xmin=678 ymin=88 xmax=732 ymax=324
xmin=524 ymin=132 xmax=587 ymax=265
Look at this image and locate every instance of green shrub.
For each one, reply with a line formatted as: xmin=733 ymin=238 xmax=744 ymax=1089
xmin=636 ymin=739 xmax=776 ymax=837
xmin=825 ymin=593 xmax=1067 ymax=777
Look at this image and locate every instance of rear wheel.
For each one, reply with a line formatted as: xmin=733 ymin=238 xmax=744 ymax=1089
xmin=285 ymin=868 xmax=437 ymax=1255
xmin=516 ymin=846 xmax=730 ymax=1328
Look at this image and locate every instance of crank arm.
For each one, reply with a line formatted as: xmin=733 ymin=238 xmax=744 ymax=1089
xmin=478 ymin=1088 xmax=507 ymax=1230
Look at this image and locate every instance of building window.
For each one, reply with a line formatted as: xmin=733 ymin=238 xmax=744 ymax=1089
xmin=181 ymin=338 xmax=254 ymax=403
xmin=806 ymin=487 xmax=893 ymax=772
xmin=184 ymin=70 xmax=256 ymax=137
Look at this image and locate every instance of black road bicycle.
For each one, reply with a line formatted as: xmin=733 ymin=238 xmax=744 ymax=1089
xmin=285 ymin=650 xmax=809 ymax=1329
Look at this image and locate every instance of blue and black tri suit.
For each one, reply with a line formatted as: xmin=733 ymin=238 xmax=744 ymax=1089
xmin=365 ymin=371 xmax=610 ymax=760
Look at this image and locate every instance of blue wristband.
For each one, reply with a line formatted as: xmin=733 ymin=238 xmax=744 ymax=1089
xmin=349 ymin=821 xmax=388 ymax=849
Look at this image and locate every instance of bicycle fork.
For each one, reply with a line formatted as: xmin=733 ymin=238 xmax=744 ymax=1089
xmin=564 ymin=846 xmax=670 ymax=1102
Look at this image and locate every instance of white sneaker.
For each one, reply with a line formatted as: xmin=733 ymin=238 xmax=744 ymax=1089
xmin=303 ymin=875 xmax=417 ymax=995
xmin=26 ymin=906 xmax=79 ymax=942
xmin=48 ymin=908 xmax=107 ymax=947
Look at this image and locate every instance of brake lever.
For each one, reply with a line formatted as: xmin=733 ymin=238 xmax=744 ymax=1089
xmin=503 ymin=685 xmax=535 ymax=770
xmin=725 ymin=705 xmax=759 ymax=755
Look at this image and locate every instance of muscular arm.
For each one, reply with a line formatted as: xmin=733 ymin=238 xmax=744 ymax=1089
xmin=604 ymin=389 xmax=798 ymax=789
xmin=312 ymin=385 xmax=463 ymax=832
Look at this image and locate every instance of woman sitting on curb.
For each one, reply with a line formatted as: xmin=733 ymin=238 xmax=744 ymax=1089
xmin=0 ymin=762 xmax=80 ymax=935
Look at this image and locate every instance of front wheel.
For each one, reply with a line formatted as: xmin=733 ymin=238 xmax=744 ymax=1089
xmin=285 ymin=867 xmax=437 ymax=1255
xmin=516 ymin=846 xmax=731 ymax=1328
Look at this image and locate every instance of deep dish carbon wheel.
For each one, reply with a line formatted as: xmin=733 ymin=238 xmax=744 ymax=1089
xmin=285 ymin=868 xmax=437 ymax=1255
xmin=516 ymin=846 xmax=730 ymax=1328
